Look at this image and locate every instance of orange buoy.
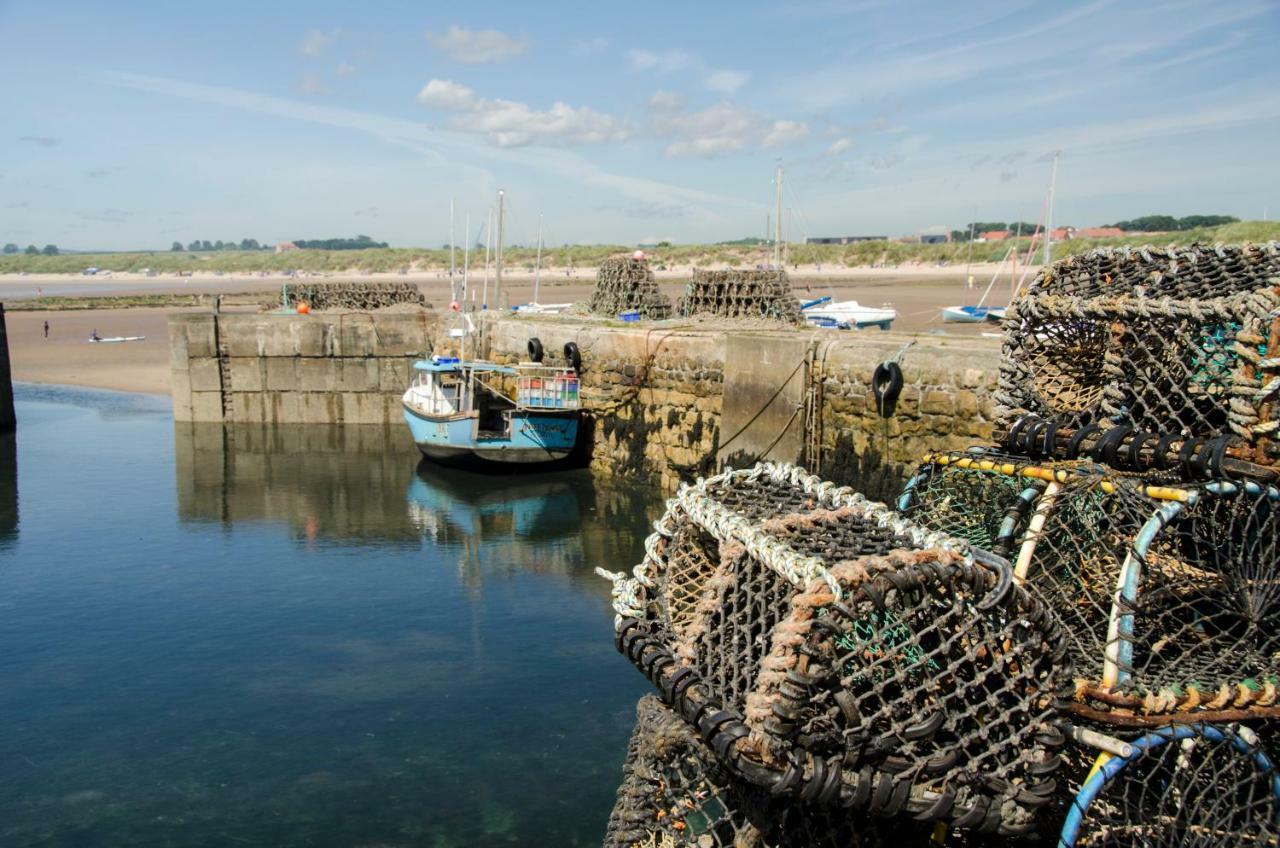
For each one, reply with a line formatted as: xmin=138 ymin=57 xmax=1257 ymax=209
xmin=450 ymin=300 xmax=460 ymax=312
xmin=297 ymin=302 xmax=310 ymax=314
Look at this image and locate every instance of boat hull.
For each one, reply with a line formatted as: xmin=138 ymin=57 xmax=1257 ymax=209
xmin=403 ymin=405 xmax=579 ymax=465
xmin=942 ymin=306 xmax=998 ymax=323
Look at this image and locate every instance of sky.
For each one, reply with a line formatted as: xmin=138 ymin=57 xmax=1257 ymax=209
xmin=1 ymin=0 xmax=1278 ymax=249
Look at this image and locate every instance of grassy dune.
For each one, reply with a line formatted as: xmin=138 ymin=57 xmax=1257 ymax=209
xmin=4 ymin=221 xmax=1278 ymax=275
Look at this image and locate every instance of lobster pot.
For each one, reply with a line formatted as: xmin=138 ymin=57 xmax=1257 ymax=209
xmin=603 ymin=695 xmax=940 ymax=848
xmin=1058 ymin=723 xmax=1280 ymax=847
xmin=590 ymin=256 xmax=673 ymax=320
xmin=281 ymin=281 xmax=429 ymax=311
xmin=603 ymin=463 xmax=1071 ymax=837
xmin=899 ymin=452 xmax=1280 ymax=726
xmin=995 ymin=244 xmax=1280 ymax=462
xmin=678 ymin=269 xmax=804 ymax=322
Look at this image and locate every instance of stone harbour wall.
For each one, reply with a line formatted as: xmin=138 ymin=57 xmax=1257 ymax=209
xmin=169 ymin=311 xmax=440 ymax=424
xmin=170 ymin=310 xmax=1001 ymax=495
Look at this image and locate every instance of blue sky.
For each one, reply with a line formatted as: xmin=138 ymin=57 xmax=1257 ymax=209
xmin=2 ymin=0 xmax=1277 ymax=249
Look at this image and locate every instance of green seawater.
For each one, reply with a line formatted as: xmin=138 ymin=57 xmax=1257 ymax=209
xmin=0 ymin=385 xmax=656 ymax=847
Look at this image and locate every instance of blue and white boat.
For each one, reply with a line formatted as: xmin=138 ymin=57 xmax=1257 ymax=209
xmin=402 ymin=356 xmax=581 ymax=465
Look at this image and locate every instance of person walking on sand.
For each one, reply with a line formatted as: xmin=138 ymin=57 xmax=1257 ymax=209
xmin=43 ymin=320 xmax=49 ymax=339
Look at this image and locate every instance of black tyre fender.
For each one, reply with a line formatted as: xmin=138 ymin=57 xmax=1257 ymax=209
xmin=564 ymin=341 xmax=582 ymax=372
xmin=872 ymin=361 xmax=903 ymax=417
xmin=527 ymin=337 xmax=544 ymax=363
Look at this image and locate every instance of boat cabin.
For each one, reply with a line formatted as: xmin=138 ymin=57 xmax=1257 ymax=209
xmin=404 ymin=357 xmax=580 ymax=440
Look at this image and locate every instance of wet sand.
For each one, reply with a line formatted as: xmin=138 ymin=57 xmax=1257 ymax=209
xmin=2 ymin=270 xmax=1009 ymax=395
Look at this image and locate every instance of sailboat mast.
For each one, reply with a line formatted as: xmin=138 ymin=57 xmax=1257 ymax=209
xmin=462 ymin=212 xmax=471 ymax=304
xmin=773 ymin=164 xmax=783 ymax=270
xmin=965 ymin=219 xmax=975 ymax=290
xmin=482 ymin=208 xmax=492 ymax=308
xmin=449 ymin=198 xmax=456 ymax=301
xmin=533 ymin=213 xmax=543 ymax=306
xmin=1044 ymin=152 xmax=1059 ymax=267
xmin=494 ymin=189 xmax=505 ymax=309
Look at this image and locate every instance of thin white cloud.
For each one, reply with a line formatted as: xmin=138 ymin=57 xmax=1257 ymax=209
xmin=705 ymin=69 xmax=749 ymax=94
xmin=299 ymin=28 xmax=339 ymax=57
xmin=573 ymin=36 xmax=610 ymax=56
xmin=336 ymin=61 xmax=357 ymax=78
xmin=97 ymin=71 xmax=738 ymax=221
xmin=646 ymin=90 xmax=683 ymax=112
xmin=826 ymin=137 xmax=853 ymax=155
xmin=297 ymin=73 xmax=329 ymax=96
xmin=416 ymin=78 xmax=632 ymax=147
xmin=626 ymin=49 xmax=697 ymax=73
xmin=652 ymin=102 xmax=810 ymax=158
xmin=426 ymin=26 xmax=528 ymax=64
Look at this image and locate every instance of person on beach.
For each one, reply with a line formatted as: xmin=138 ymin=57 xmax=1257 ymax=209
xmin=43 ymin=320 xmax=49 ymax=339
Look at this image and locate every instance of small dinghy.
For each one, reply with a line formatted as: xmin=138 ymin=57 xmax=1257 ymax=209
xmin=89 ymin=335 xmax=146 ymax=344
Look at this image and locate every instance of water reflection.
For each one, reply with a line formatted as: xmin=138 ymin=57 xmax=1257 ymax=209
xmin=1 ymin=396 xmax=659 ymax=847
xmin=174 ymin=421 xmax=656 ymax=600
xmin=0 ymin=432 xmax=16 ymax=549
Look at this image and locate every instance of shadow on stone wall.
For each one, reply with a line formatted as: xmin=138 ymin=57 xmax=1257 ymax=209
xmin=820 ymin=430 xmax=910 ymax=505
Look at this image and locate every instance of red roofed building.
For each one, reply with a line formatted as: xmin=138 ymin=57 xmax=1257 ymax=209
xmin=1050 ymin=227 xmax=1074 ymax=241
xmin=1076 ymin=227 xmax=1125 ymax=239
xmin=980 ymin=230 xmax=1009 ymax=242
xmin=275 ymin=241 xmax=299 ymax=253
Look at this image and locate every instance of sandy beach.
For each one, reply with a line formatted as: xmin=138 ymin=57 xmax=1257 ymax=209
xmin=1 ymin=265 xmax=1013 ymax=396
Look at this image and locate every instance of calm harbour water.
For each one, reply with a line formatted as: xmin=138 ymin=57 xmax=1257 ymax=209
xmin=0 ymin=385 xmax=657 ymax=847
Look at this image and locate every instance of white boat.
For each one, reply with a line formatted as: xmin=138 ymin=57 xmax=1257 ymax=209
xmin=942 ymin=305 xmax=1000 ymax=323
xmin=802 ymin=298 xmax=897 ymax=330
xmin=89 ymin=335 xmax=145 ymax=343
xmin=512 ymin=302 xmax=573 ymax=314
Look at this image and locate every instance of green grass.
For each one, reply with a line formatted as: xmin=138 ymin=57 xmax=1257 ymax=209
xmin=3 ymin=221 xmax=1277 ymax=275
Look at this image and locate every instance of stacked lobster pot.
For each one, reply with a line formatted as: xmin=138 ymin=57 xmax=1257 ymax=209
xmin=678 ymin=269 xmax=804 ymax=323
xmin=279 ymin=281 xmax=429 ymax=311
xmin=589 ymin=256 xmax=673 ymax=320
xmin=598 ymin=463 xmax=1072 ymax=845
xmin=894 ymin=243 xmax=1280 ymax=846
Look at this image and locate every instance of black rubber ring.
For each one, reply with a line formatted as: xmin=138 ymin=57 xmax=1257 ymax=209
xmin=1153 ymin=432 xmax=1182 ymax=470
xmin=1067 ymin=423 xmax=1101 ymax=458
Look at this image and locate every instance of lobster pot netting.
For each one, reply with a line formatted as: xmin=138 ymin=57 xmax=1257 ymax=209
xmin=280 ymin=281 xmax=429 ymax=311
xmin=899 ymin=452 xmax=1280 ymax=726
xmin=603 ymin=695 xmax=956 ymax=847
xmin=591 ymin=257 xmax=673 ymax=320
xmin=995 ymin=244 xmax=1280 ymax=462
xmin=678 ymin=269 xmax=804 ymax=323
xmin=602 ymin=463 xmax=1071 ymax=836
xmin=1058 ymin=723 xmax=1280 ymax=847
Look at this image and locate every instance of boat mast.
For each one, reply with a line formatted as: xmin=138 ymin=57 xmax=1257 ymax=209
xmin=964 ymin=218 xmax=975 ymax=290
xmin=449 ymin=198 xmax=456 ymax=302
xmin=1011 ymin=221 xmax=1020 ymax=300
xmin=533 ymin=213 xmax=543 ymax=306
xmin=462 ymin=212 xmax=471 ymax=306
xmin=773 ymin=164 xmax=783 ymax=271
xmin=494 ymin=189 xmax=505 ymax=310
xmin=482 ymin=208 xmax=492 ymax=308
xmin=1044 ymin=151 xmax=1059 ymax=267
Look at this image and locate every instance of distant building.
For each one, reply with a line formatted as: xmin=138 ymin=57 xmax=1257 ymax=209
xmin=1050 ymin=227 xmax=1075 ymax=241
xmin=920 ymin=234 xmax=949 ymax=244
xmin=979 ymin=230 xmax=1010 ymax=242
xmin=275 ymin=241 xmax=298 ymax=253
xmin=806 ymin=235 xmax=887 ymax=245
xmin=1075 ymin=227 xmax=1124 ymax=239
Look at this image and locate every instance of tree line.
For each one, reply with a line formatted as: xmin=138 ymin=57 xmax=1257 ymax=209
xmin=172 ymin=239 xmax=270 ymax=252
xmin=1105 ymin=215 xmax=1238 ymax=232
xmin=168 ymin=235 xmax=388 ymax=252
xmin=3 ymin=243 xmax=59 ymax=255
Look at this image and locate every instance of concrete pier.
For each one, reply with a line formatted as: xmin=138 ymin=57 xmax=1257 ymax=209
xmin=169 ymin=311 xmax=1001 ymax=497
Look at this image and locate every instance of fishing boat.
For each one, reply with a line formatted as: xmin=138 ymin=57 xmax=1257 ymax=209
xmin=801 ymin=297 xmax=897 ymax=330
xmin=401 ymin=355 xmax=581 ymax=465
